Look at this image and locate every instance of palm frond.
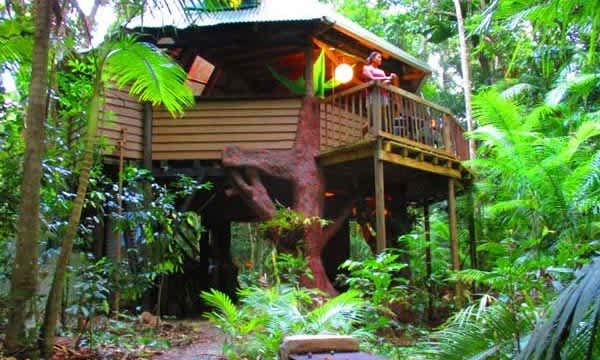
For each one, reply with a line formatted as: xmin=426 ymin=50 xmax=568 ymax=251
xmin=501 ymin=82 xmax=536 ymax=100
xmin=0 ymin=18 xmax=33 ymax=66
xmin=200 ymin=288 xmax=239 ymax=327
xmin=519 ymin=257 xmax=600 ymax=360
xmin=418 ymin=299 xmax=534 ymax=360
xmin=103 ymin=36 xmax=194 ymax=116
xmin=545 ymin=73 xmax=600 ymax=106
xmin=306 ymin=290 xmax=365 ymax=333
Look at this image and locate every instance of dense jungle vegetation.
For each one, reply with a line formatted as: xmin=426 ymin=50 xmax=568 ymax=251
xmin=0 ymin=0 xmax=599 ymax=359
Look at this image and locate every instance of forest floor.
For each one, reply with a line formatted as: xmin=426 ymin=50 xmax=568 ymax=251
xmin=13 ymin=318 xmax=227 ymax=360
xmin=150 ymin=320 xmax=225 ymax=360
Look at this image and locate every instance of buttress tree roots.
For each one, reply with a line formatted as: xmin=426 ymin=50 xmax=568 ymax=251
xmin=222 ymin=96 xmax=351 ymax=295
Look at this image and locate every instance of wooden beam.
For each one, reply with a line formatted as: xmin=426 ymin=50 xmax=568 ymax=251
xmin=378 ymin=151 xmax=462 ymax=178
xmin=305 ymin=44 xmax=314 ymax=96
xmin=379 ymin=132 xmax=457 ymax=161
xmin=143 ymin=103 xmax=152 ymax=166
xmin=374 ymin=139 xmax=386 ymax=253
xmin=448 ymin=178 xmax=463 ymax=307
xmin=312 ymin=38 xmax=362 ymax=86
xmin=317 ymin=140 xmax=374 ymax=166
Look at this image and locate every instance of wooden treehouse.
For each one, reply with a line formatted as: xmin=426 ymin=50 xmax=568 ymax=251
xmin=97 ymin=0 xmax=471 ymax=311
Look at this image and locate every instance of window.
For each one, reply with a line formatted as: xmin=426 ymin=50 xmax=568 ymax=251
xmin=187 ymin=55 xmax=215 ymax=96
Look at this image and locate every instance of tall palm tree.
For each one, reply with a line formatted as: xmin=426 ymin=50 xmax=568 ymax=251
xmin=452 ymin=0 xmax=475 ymax=160
xmin=39 ymin=35 xmax=193 ymax=357
xmin=4 ymin=0 xmax=51 ymax=356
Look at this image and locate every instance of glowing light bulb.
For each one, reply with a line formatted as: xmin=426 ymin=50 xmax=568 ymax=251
xmin=334 ymin=63 xmax=353 ymax=84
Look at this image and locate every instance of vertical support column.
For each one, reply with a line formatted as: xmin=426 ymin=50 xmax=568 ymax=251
xmin=305 ymin=44 xmax=313 ymax=97
xmin=448 ymin=178 xmax=462 ymax=306
xmin=468 ymin=189 xmax=477 ymax=269
xmin=372 ymin=83 xmax=382 ymax=135
xmin=143 ymin=103 xmax=153 ymax=170
xmin=424 ymin=203 xmax=432 ymax=322
xmin=374 ymin=139 xmax=386 ymax=253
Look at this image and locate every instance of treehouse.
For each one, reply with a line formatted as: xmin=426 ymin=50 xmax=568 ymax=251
xmin=96 ymin=0 xmax=471 ymax=310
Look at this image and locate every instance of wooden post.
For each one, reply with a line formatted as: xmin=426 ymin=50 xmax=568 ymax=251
xmin=372 ymin=83 xmax=382 ymax=135
xmin=424 ymin=203 xmax=433 ymax=322
xmin=448 ymin=178 xmax=462 ymax=306
xmin=305 ymin=44 xmax=313 ymax=97
xmin=113 ymin=128 xmax=127 ymax=315
xmin=468 ymin=190 xmax=477 ymax=269
xmin=442 ymin=114 xmax=453 ymax=154
xmin=374 ymin=139 xmax=386 ymax=253
xmin=143 ymin=103 xmax=152 ymax=170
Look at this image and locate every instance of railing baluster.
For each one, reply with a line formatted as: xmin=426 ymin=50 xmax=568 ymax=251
xmin=317 ymin=82 xmax=466 ymax=158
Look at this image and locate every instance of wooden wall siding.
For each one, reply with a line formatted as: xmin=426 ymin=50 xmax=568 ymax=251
xmin=320 ymin=101 xmax=364 ymax=150
xmin=152 ymin=99 xmax=301 ymax=160
xmin=98 ymin=88 xmax=144 ymax=159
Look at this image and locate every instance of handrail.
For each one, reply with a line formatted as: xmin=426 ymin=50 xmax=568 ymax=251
xmin=378 ymin=83 xmax=466 ymax=133
xmin=319 ymin=81 xmax=469 ymax=161
xmin=322 ymin=81 xmax=373 ymax=102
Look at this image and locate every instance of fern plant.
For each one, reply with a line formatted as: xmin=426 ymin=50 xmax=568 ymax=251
xmin=201 ymin=286 xmax=368 ymax=359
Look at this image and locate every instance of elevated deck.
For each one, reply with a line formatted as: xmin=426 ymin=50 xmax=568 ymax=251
xmin=318 ymin=82 xmax=469 ymax=202
xmin=320 ymin=81 xmax=468 ymax=162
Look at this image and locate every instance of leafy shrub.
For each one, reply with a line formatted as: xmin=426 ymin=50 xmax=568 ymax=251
xmin=201 ymin=286 xmax=368 ymax=359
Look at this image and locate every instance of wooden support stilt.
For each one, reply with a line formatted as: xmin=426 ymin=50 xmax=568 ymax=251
xmin=468 ymin=190 xmax=477 ymax=269
xmin=374 ymin=139 xmax=386 ymax=253
xmin=305 ymin=44 xmax=313 ymax=97
xmin=448 ymin=178 xmax=462 ymax=307
xmin=114 ymin=128 xmax=128 ymax=315
xmin=143 ymin=103 xmax=152 ymax=170
xmin=424 ymin=203 xmax=433 ymax=322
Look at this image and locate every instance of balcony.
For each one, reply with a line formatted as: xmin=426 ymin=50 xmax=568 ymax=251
xmin=319 ymin=81 xmax=469 ymax=166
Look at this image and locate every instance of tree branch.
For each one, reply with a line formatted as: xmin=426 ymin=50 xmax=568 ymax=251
xmin=222 ymin=146 xmax=295 ymax=180
xmin=228 ymin=169 xmax=276 ymax=220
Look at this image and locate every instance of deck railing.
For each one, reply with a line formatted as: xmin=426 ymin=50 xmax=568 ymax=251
xmin=320 ymin=81 xmax=469 ymax=160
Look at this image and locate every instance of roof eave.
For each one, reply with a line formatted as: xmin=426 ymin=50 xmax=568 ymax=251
xmin=322 ymin=16 xmax=432 ymax=75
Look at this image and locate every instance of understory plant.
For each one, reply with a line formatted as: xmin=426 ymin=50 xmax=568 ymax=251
xmin=201 ymin=286 xmax=368 ymax=359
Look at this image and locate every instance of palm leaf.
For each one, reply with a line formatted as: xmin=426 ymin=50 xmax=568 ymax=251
xmin=200 ymin=288 xmax=239 ymax=327
xmin=268 ymin=49 xmax=340 ymax=98
xmin=519 ymin=257 xmax=600 ymax=360
xmin=103 ymin=36 xmax=194 ymax=116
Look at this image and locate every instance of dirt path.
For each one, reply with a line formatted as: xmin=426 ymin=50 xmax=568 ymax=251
xmin=151 ymin=320 xmax=225 ymax=360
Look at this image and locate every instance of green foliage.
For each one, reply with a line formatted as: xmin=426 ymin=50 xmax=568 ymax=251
xmin=112 ymin=167 xmax=211 ymax=298
xmin=258 ymin=206 xmax=329 ymax=251
xmin=65 ymin=254 xmax=112 ymax=348
xmin=519 ymin=257 xmax=600 ymax=360
xmin=339 ymin=250 xmax=408 ymax=307
xmin=102 ymin=36 xmax=194 ymax=116
xmin=201 ymin=286 xmax=367 ymax=359
xmin=268 ymin=50 xmax=340 ymax=98
xmin=417 ymin=295 xmax=536 ymax=360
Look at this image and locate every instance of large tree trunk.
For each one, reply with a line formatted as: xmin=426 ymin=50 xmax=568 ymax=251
xmin=452 ymin=0 xmax=476 ymax=160
xmin=40 ymin=87 xmax=102 ymax=358
xmin=4 ymin=0 xmax=51 ymax=355
xmin=222 ymin=97 xmax=350 ymax=294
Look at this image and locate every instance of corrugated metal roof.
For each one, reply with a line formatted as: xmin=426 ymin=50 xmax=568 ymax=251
xmin=128 ymin=0 xmax=431 ymax=73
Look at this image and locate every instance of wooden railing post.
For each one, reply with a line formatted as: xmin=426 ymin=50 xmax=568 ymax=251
xmin=443 ymin=114 xmax=454 ymax=155
xmin=372 ymin=83 xmax=382 ymax=136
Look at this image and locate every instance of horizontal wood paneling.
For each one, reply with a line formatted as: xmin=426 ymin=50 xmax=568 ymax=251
xmin=152 ymin=98 xmax=301 ymax=160
xmin=98 ymin=88 xmax=144 ymax=159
